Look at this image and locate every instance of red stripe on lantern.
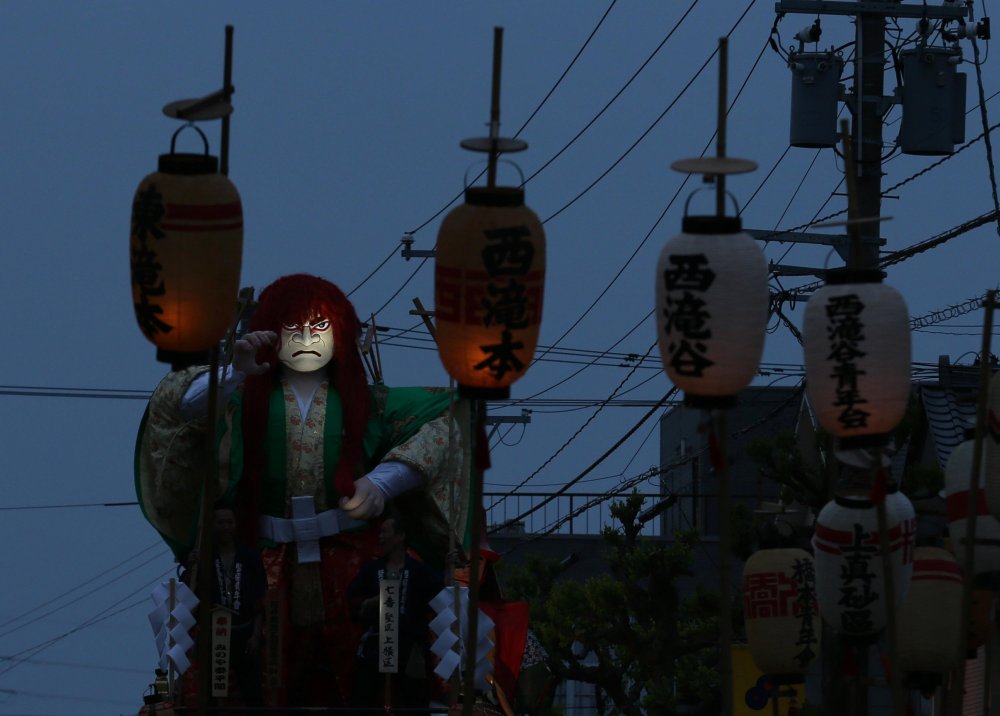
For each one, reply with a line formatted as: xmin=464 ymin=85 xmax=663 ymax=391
xmin=946 ymin=490 xmax=991 ymax=520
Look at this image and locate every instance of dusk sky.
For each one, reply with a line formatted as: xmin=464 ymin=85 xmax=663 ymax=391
xmin=1 ymin=2 xmax=997 ymax=713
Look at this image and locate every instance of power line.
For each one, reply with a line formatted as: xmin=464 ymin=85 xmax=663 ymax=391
xmin=490 ymin=386 xmax=678 ymax=531
xmin=0 ymin=550 xmax=169 ymax=640
xmin=0 ymin=568 xmax=171 ymax=680
xmin=522 ymin=0 xmax=701 ymax=187
xmin=0 ymin=541 xmax=161 ymax=632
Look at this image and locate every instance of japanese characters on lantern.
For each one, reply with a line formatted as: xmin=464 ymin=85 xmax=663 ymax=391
xmin=130 ymin=146 xmax=243 ymax=363
xmin=743 ymin=548 xmax=820 ymax=679
xmin=803 ymin=270 xmax=910 ymax=442
xmin=435 ymin=187 xmax=545 ymax=397
xmin=656 ymin=216 xmax=768 ymax=406
xmin=813 ymin=493 xmax=914 ymax=640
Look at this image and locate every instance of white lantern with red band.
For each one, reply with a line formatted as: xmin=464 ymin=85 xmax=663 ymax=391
xmin=434 ymin=186 xmax=545 ymax=400
xmin=886 ymin=484 xmax=918 ymax=595
xmin=983 ymin=371 xmax=1000 ymax=519
xmin=130 ymin=125 xmax=243 ymax=367
xmin=742 ymin=548 xmax=820 ymax=681
xmin=812 ymin=492 xmax=913 ymax=640
xmin=655 ymin=213 xmax=768 ymax=408
xmin=803 ymin=269 xmax=910 ymax=445
xmin=897 ymin=546 xmax=962 ymax=687
xmin=945 ymin=438 xmax=1000 ymax=575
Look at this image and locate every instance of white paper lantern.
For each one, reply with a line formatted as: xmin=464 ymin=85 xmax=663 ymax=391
xmin=897 ymin=547 xmax=962 ymax=681
xmin=885 ymin=486 xmax=917 ymax=603
xmin=803 ymin=269 xmax=910 ymax=442
xmin=812 ymin=492 xmax=912 ymax=639
xmin=742 ymin=548 xmax=820 ymax=681
xmin=945 ymin=438 xmax=1000 ymax=575
xmin=656 ymin=215 xmax=768 ymax=407
xmin=983 ymin=371 xmax=1000 ymax=519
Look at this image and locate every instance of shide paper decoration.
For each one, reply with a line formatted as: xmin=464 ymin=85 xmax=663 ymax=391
xmin=656 ymin=214 xmax=768 ymax=407
xmin=428 ymin=586 xmax=495 ymax=691
xmin=435 ymin=186 xmax=545 ymax=399
xmin=803 ymin=269 xmax=910 ymax=444
xmin=147 ymin=580 xmax=199 ymax=675
xmin=742 ymin=548 xmax=820 ymax=681
xmin=130 ymin=125 xmax=243 ymax=366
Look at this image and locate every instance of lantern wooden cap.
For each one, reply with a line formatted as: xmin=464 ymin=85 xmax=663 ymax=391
xmin=681 ymin=215 xmax=742 ymax=235
xmin=464 ymin=186 xmax=525 ymax=207
xmin=158 ymin=153 xmax=219 ymax=175
xmin=823 ymin=267 xmax=886 ymax=285
xmin=458 ymin=385 xmax=510 ymax=401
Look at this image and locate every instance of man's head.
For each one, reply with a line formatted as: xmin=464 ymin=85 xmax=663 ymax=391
xmin=213 ymin=501 xmax=237 ymax=548
xmin=378 ymin=517 xmax=407 ymax=557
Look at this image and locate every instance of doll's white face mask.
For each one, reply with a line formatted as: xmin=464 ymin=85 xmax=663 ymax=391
xmin=278 ymin=318 xmax=333 ymax=373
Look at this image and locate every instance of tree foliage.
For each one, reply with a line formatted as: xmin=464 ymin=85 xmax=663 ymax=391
xmin=501 ymin=493 xmax=721 ymax=716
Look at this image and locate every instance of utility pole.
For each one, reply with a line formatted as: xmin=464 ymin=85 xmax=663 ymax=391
xmin=773 ymin=3 xmax=973 ymax=715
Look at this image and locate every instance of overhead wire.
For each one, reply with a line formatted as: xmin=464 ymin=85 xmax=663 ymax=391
xmin=365 ymin=0 xmax=622 ymax=317
xmin=489 ymin=385 xmax=678 ymax=530
xmin=521 ymin=0 xmax=702 ymax=187
xmin=498 ymin=379 xmax=805 ymax=547
xmin=0 ymin=542 xmax=165 ymax=636
xmin=0 ymin=567 xmax=173 ymax=680
xmin=487 ymin=341 xmax=663 ymax=505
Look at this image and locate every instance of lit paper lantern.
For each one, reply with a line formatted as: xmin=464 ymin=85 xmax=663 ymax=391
xmin=803 ymin=269 xmax=910 ymax=443
xmin=984 ymin=371 xmax=1000 ymax=519
xmin=130 ymin=129 xmax=243 ymax=365
xmin=655 ymin=215 xmax=768 ymax=407
xmin=945 ymin=438 xmax=1000 ymax=575
xmin=434 ymin=186 xmax=545 ymax=399
xmin=897 ymin=546 xmax=962 ymax=685
xmin=742 ymin=548 xmax=820 ymax=681
xmin=812 ymin=492 xmax=913 ymax=639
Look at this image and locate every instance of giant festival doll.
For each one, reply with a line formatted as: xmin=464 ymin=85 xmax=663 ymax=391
xmin=135 ymin=273 xmax=473 ymax=707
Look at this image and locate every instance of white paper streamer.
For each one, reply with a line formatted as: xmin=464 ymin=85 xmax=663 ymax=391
xmin=427 ymin=586 xmax=494 ymax=691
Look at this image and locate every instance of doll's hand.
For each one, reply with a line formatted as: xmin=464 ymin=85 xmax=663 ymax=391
xmin=233 ymin=331 xmax=277 ymax=375
xmin=339 ymin=477 xmax=385 ymax=520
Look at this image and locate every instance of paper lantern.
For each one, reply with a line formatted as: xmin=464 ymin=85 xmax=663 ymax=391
xmin=984 ymin=371 xmax=1000 ymax=519
xmin=897 ymin=546 xmax=962 ymax=685
xmin=655 ymin=215 xmax=768 ymax=407
xmin=803 ymin=269 xmax=910 ymax=443
xmin=812 ymin=492 xmax=913 ymax=639
xmin=130 ymin=127 xmax=243 ymax=365
xmin=434 ymin=186 xmax=545 ymax=399
xmin=886 ymin=485 xmax=917 ymax=601
xmin=945 ymin=438 xmax=1000 ymax=575
xmin=742 ymin=548 xmax=820 ymax=681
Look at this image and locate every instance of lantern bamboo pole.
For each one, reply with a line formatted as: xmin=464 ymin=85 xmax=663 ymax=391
xmin=714 ymin=410 xmax=733 ymax=716
xmin=873 ymin=456 xmax=903 ymax=716
xmin=195 ymin=346 xmax=221 ymax=716
xmin=952 ymin=290 xmax=997 ymax=716
xmin=197 ymin=27 xmax=234 ymax=713
xmin=462 ymin=401 xmax=486 ymax=716
xmin=220 ymin=25 xmax=234 ymax=177
xmin=168 ymin=578 xmax=176 ymax=695
xmin=487 ymin=27 xmax=503 ymax=190
xmin=715 ymin=38 xmax=728 ymax=218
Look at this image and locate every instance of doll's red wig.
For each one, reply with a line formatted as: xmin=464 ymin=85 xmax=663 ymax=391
xmin=238 ymin=274 xmax=369 ymax=539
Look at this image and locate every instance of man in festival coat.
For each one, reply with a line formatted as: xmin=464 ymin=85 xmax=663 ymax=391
xmin=135 ymin=273 xmax=472 ymax=707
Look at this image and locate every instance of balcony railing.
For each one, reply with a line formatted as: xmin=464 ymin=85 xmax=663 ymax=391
xmin=484 ymin=490 xmax=769 ymax=538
